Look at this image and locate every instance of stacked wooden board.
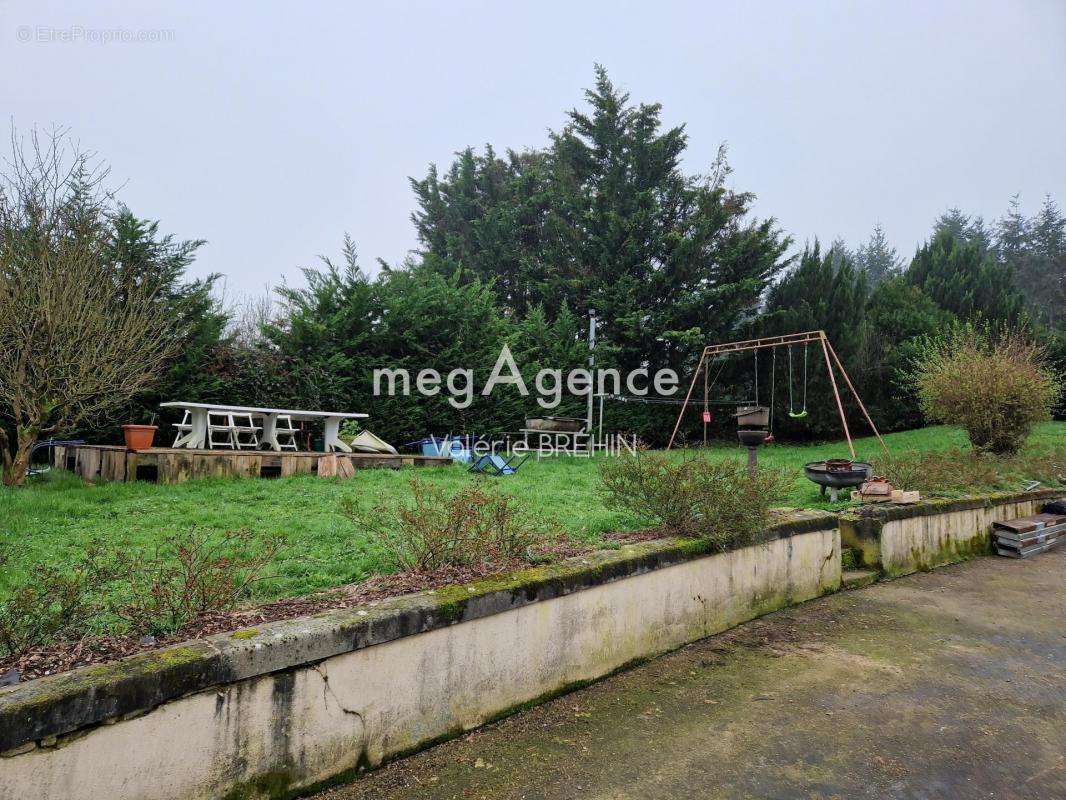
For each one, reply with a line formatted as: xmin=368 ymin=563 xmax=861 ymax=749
xmin=849 ymin=488 xmax=921 ymax=504
xmin=993 ymin=511 xmax=1066 ymax=559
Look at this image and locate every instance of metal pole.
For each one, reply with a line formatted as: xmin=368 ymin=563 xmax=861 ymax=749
xmin=825 ymin=338 xmax=889 ymax=456
xmin=703 ymin=359 xmax=709 ymax=447
xmin=667 ymin=352 xmax=707 ymax=450
xmin=587 ymin=310 xmax=596 ymax=435
xmin=702 ymin=331 xmax=824 ymax=357
xmin=819 ymin=333 xmax=855 ymax=459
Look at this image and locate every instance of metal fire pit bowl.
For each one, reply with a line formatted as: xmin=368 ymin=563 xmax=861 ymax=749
xmin=803 ymin=460 xmax=873 ymax=502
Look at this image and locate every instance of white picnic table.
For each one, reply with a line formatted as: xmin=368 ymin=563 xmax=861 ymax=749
xmin=160 ymin=402 xmax=368 ymax=453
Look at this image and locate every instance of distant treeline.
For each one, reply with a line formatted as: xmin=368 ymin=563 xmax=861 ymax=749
xmin=88 ymin=68 xmax=1066 ymax=446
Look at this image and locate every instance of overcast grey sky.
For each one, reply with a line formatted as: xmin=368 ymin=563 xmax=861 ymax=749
xmin=3 ymin=1 xmax=1064 ymax=297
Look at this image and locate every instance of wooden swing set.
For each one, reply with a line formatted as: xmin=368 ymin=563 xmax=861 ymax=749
xmin=666 ymin=330 xmax=888 ymax=458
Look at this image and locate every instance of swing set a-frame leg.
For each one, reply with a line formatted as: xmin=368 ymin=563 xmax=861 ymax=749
xmin=667 ymin=351 xmax=707 ymax=451
xmin=819 ymin=333 xmax=855 ymax=459
xmin=825 ymin=338 xmax=889 ymax=456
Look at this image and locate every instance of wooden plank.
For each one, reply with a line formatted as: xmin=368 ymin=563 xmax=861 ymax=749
xmin=176 ymin=453 xmax=198 ymax=484
xmin=126 ymin=451 xmax=141 ymax=480
xmin=125 ymin=451 xmax=159 ymax=482
xmin=76 ymin=448 xmax=102 ymax=481
xmin=190 ymin=454 xmax=224 ymax=480
xmin=101 ymin=450 xmax=128 ymax=482
xmin=191 ymin=455 xmax=212 ymax=480
xmin=56 ymin=446 xmax=450 ymax=483
xmin=156 ymin=454 xmax=180 ymax=485
xmin=351 ymin=455 xmax=398 ymax=470
xmin=280 ymin=455 xmax=315 ymax=477
xmin=317 ymin=454 xmax=338 ymax=478
xmin=701 ymin=330 xmax=825 ymax=356
xmin=231 ymin=455 xmax=263 ymax=479
xmin=414 ymin=456 xmax=453 ymax=468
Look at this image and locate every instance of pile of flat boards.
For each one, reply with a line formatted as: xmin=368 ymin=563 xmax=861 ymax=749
xmin=993 ymin=507 xmax=1066 ymax=559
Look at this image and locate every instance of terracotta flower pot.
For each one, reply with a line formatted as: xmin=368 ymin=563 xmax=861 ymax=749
xmin=122 ymin=424 xmax=158 ymax=451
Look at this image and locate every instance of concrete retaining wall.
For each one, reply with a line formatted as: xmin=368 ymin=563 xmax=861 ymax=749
xmin=4 ymin=488 xmax=1060 ymax=799
xmin=0 ymin=512 xmax=839 ymax=800
xmin=839 ymin=489 xmax=1064 ymax=577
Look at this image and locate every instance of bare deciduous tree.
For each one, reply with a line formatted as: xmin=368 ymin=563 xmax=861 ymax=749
xmin=221 ymin=283 xmax=276 ymax=347
xmin=0 ymin=129 xmax=179 ymax=486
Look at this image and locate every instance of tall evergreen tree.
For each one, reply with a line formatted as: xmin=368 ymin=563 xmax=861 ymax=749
xmin=854 ymin=224 xmax=902 ymax=285
xmin=410 ymin=66 xmax=790 ymax=382
xmin=907 ymin=228 xmax=1026 ymax=325
xmin=826 ymin=238 xmax=852 ymax=271
xmin=994 ymin=195 xmax=1028 ymax=265
xmin=934 ymin=208 xmax=994 ymax=255
xmin=263 ymin=234 xmax=377 ymax=411
xmin=759 ymin=243 xmax=872 ymax=439
xmin=102 ymin=208 xmax=226 ymax=438
xmin=1021 ymin=196 xmax=1065 ymax=325
xmin=864 ymin=277 xmax=956 ymax=430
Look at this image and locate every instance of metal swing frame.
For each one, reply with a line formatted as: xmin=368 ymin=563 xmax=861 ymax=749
xmin=666 ymin=330 xmax=887 ymax=459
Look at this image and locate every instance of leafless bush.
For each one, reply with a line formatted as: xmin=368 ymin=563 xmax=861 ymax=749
xmin=599 ymin=453 xmax=792 ymax=551
xmin=115 ymin=529 xmax=284 ymax=636
xmin=873 ymin=448 xmax=1000 ymax=495
xmin=0 ymin=546 xmax=116 ymax=659
xmin=343 ymin=479 xmax=544 ymax=572
xmin=221 ymin=284 xmax=276 ymax=346
xmin=873 ymin=445 xmax=1066 ymax=495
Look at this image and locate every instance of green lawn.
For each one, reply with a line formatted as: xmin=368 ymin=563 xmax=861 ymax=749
xmin=1 ymin=423 xmax=1063 ymax=604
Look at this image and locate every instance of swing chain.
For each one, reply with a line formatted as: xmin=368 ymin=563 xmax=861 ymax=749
xmin=753 ymin=349 xmax=758 ymax=404
xmin=787 ymin=343 xmax=809 ymax=419
xmin=788 ymin=345 xmax=794 ymax=413
xmin=768 ymin=346 xmax=776 ymax=432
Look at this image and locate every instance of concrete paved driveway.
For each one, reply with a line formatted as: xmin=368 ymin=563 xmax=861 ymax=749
xmin=314 ymin=549 xmax=1066 ymax=800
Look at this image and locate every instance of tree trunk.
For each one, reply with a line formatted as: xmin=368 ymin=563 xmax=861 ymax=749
xmin=0 ymin=427 xmax=13 ymax=486
xmin=0 ymin=426 xmax=36 ymax=488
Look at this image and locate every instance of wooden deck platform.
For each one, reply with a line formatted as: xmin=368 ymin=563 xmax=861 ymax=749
xmin=52 ymin=444 xmax=452 ymax=485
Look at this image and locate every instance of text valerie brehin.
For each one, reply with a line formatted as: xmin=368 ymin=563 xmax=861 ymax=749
xmin=373 ymin=344 xmax=679 ymax=409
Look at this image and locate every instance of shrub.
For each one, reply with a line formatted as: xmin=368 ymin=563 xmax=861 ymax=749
xmin=344 ymin=479 xmax=544 ymax=572
xmin=1006 ymin=446 xmax=1066 ymax=487
xmin=339 ymin=419 xmax=363 ymax=441
xmin=872 ymin=448 xmax=1000 ymax=495
xmin=908 ymin=327 xmax=1061 ymax=455
xmin=115 ymin=529 xmax=284 ymax=636
xmin=873 ymin=445 xmax=1066 ymax=496
xmin=599 ymin=454 xmax=791 ymax=551
xmin=598 ymin=452 xmax=705 ymax=536
xmin=0 ymin=547 xmax=116 ymax=659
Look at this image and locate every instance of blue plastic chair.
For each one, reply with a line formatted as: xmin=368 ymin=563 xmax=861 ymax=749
xmin=469 ymin=453 xmax=528 ymax=476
